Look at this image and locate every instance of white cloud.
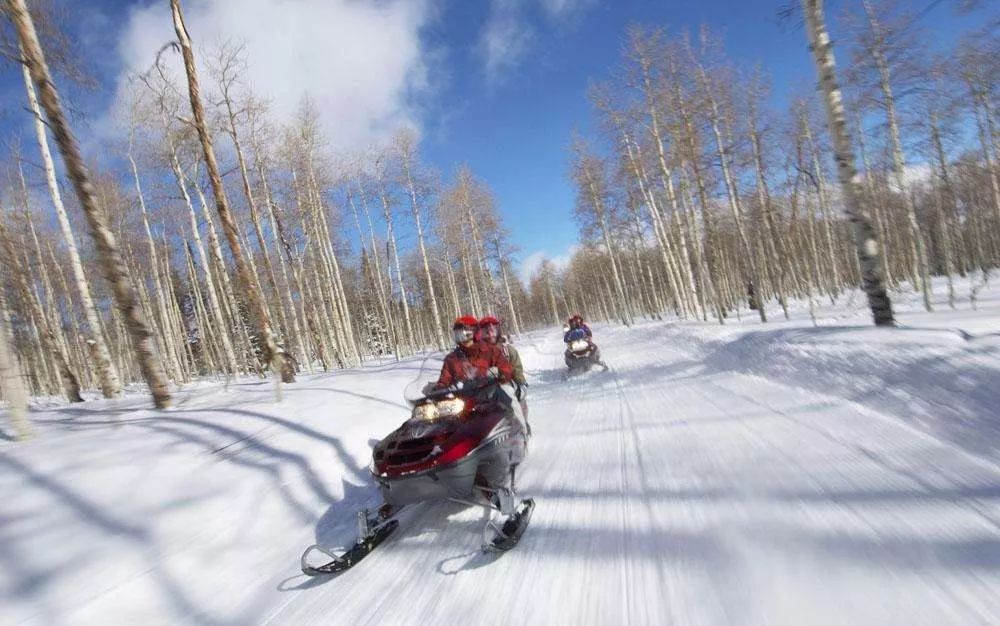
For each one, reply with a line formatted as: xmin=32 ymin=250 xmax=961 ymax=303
xmin=519 ymin=251 xmax=546 ymax=284
xmin=479 ymin=0 xmax=534 ymax=85
xmin=107 ymin=0 xmax=433 ymax=153
xmin=518 ymin=244 xmax=579 ymax=285
xmin=858 ymin=162 xmax=934 ymax=194
xmin=540 ymin=0 xmax=595 ymax=18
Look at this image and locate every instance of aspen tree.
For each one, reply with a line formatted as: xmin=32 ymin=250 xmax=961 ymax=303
xmin=169 ymin=0 xmax=290 ymax=385
xmin=802 ymin=0 xmax=894 ymax=325
xmin=7 ymin=0 xmax=171 ymax=405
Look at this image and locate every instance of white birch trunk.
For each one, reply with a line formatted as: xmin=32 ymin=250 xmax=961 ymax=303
xmin=20 ymin=64 xmax=122 ymax=398
xmin=801 ymin=0 xmax=894 ymax=325
xmin=400 ymin=151 xmax=446 ymax=347
xmin=0 ymin=289 xmax=32 ymax=440
xmin=861 ymin=0 xmax=931 ymax=310
xmin=9 ymin=0 xmax=170 ymax=406
xmin=171 ymin=0 xmax=289 ymax=388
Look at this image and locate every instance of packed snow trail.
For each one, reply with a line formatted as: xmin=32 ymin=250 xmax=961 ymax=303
xmin=3 ymin=283 xmax=1000 ymax=625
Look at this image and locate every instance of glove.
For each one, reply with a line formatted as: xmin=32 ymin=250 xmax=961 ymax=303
xmin=486 ymin=366 xmax=499 ymax=380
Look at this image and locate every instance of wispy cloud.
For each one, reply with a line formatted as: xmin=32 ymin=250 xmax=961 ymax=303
xmin=478 ymin=0 xmax=595 ymax=84
xmin=540 ymin=0 xmax=596 ymax=19
xmin=479 ymin=0 xmax=535 ymax=85
xmin=518 ymin=244 xmax=579 ymax=284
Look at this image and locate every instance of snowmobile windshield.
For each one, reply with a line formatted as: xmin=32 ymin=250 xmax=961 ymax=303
xmin=402 ymin=351 xmax=447 ymax=406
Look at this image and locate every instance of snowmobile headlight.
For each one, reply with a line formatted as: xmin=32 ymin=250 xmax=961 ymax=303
xmin=435 ymin=397 xmax=466 ymax=418
xmin=412 ymin=402 xmax=440 ymax=421
xmin=570 ymin=339 xmax=589 ymax=352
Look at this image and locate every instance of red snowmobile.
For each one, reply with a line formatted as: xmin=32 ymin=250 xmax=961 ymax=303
xmin=300 ymin=370 xmax=533 ymax=576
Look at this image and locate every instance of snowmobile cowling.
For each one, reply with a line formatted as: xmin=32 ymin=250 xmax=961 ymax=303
xmin=371 ymin=380 xmax=527 ymax=506
xmin=301 ymin=377 xmax=532 ymax=574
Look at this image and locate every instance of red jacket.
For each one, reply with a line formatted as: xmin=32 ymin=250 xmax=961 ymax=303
xmin=436 ymin=342 xmax=514 ymax=388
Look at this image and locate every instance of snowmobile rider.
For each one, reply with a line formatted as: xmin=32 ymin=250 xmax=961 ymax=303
xmin=478 ymin=315 xmax=529 ymax=424
xmin=435 ymin=315 xmax=527 ymax=433
xmin=436 ymin=315 xmax=514 ymax=389
xmin=564 ymin=313 xmax=607 ymax=370
xmin=563 ymin=314 xmax=592 ymax=342
xmin=477 ymin=316 xmax=525 ymax=387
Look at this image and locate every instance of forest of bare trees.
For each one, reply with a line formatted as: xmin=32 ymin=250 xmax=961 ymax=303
xmin=0 ymin=0 xmax=998 ymax=433
xmin=536 ymin=0 xmax=998 ymax=329
xmin=0 ymin=0 xmax=529 ymax=421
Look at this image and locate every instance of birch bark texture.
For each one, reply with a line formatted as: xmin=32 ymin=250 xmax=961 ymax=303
xmin=801 ymin=0 xmax=894 ymax=326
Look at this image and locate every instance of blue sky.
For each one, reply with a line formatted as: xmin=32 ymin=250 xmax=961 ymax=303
xmin=421 ymin=0 xmax=822 ymax=278
xmin=416 ymin=0 xmax=987 ymax=280
xmin=0 ymin=0 xmax=988 ymax=282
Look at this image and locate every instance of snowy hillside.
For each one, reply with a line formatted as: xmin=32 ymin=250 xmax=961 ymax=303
xmin=3 ymin=278 xmax=1000 ymax=625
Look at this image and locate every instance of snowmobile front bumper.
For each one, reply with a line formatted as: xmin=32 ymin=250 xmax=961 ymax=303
xmin=375 ymin=453 xmax=480 ymax=506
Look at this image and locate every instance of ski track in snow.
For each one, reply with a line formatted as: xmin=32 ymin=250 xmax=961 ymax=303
xmin=2 ymin=280 xmax=1000 ymax=625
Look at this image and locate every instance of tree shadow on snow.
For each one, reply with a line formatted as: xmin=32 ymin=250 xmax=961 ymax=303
xmin=532 ymin=368 xmax=569 ymax=386
xmin=744 ymin=522 xmax=1000 ymax=572
xmin=0 ymin=452 xmax=252 ymax=625
xmin=276 ymin=438 xmax=389 ymax=590
xmin=11 ymin=400 xmax=395 ymax=618
xmin=304 ymin=387 xmax=409 ymax=411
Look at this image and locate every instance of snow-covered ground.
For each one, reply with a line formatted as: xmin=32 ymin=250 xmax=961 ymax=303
xmin=2 ymin=276 xmax=1000 ymax=625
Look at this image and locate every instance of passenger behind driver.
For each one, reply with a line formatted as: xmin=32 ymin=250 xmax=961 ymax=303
xmin=436 ymin=315 xmax=513 ymax=388
xmin=477 ymin=316 xmax=529 ymax=427
xmin=434 ymin=315 xmax=526 ymax=432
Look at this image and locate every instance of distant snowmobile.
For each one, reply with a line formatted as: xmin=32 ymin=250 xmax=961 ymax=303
xmin=564 ymin=327 xmax=607 ymax=374
xmin=300 ymin=367 xmax=534 ymax=576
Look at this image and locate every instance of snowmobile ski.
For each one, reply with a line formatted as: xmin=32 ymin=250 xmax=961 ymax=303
xmin=300 ymin=518 xmax=399 ymax=576
xmin=484 ymin=497 xmax=535 ymax=553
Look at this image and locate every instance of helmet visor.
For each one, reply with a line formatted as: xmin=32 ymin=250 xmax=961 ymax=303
xmin=479 ymin=323 xmax=499 ymax=342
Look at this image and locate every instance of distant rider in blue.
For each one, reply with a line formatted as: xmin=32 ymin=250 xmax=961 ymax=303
xmin=563 ymin=314 xmax=606 ymax=369
xmin=563 ymin=314 xmax=592 ymax=342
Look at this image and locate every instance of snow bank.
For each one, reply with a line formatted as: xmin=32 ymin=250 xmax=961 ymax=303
xmin=657 ymin=274 xmax=1000 ymax=464
xmin=662 ymin=325 xmax=1000 ymax=462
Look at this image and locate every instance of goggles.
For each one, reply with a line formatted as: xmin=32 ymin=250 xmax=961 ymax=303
xmin=452 ymin=327 xmax=475 ymax=343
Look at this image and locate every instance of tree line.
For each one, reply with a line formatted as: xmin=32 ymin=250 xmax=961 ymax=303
xmin=522 ymin=0 xmax=997 ymax=330
xmin=0 ymin=0 xmax=997 ymax=438
xmin=0 ymin=0 xmax=524 ymax=430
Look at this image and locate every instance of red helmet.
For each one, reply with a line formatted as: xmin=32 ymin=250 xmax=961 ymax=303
xmin=453 ymin=315 xmax=478 ymax=330
xmin=477 ymin=315 xmax=501 ymax=327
